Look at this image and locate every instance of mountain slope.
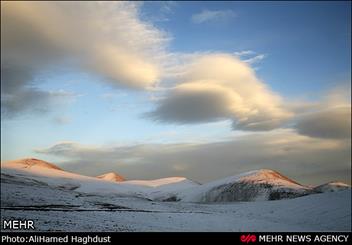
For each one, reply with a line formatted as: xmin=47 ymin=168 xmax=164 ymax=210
xmin=3 ymin=158 xmax=343 ymax=203
xmin=176 ymin=169 xmax=313 ymax=202
xmin=314 ymin=181 xmax=351 ymax=193
xmin=96 ymin=172 xmax=125 ymax=182
xmin=0 ymin=158 xmax=197 ymax=199
xmin=123 ymin=177 xmax=200 ymax=201
xmin=2 ymin=158 xmax=63 ymax=171
xmin=1 ymin=158 xmax=142 ymax=195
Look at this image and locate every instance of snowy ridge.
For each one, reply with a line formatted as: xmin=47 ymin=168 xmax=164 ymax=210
xmin=0 ymin=158 xmax=197 ymax=200
xmin=124 ymin=177 xmax=191 ymax=187
xmin=239 ymin=169 xmax=305 ymax=189
xmin=2 ymin=158 xmax=63 ymax=171
xmin=96 ymin=172 xmax=125 ymax=182
xmin=176 ymin=169 xmax=313 ymax=202
xmin=2 ymin=159 xmax=149 ymax=196
xmin=122 ymin=177 xmax=200 ymax=201
xmin=1 ymin=158 xmax=349 ymax=203
xmin=314 ymin=181 xmax=351 ymax=193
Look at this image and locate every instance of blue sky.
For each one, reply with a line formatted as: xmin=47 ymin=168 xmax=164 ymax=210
xmin=1 ymin=1 xmax=351 ymax=184
xmin=141 ymin=1 xmax=351 ymax=95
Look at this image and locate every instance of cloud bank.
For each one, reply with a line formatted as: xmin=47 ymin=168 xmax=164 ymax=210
xmin=36 ymin=130 xmax=351 ymax=185
xmin=295 ymin=106 xmax=351 ymax=139
xmin=293 ymin=87 xmax=351 ymax=139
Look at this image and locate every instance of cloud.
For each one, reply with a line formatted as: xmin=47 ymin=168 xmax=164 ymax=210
xmin=2 ymin=1 xmax=350 ymax=138
xmin=1 ymin=63 xmax=77 ymax=119
xmin=147 ymin=53 xmax=292 ymax=131
xmin=35 ymin=130 xmax=351 ymax=185
xmin=53 ymin=116 xmax=72 ymax=125
xmin=233 ymin=50 xmax=256 ymax=57
xmin=0 ymin=64 xmax=77 ymax=118
xmin=1 ymin=88 xmax=76 ymax=118
xmin=233 ymin=50 xmax=266 ymax=64
xmin=191 ymin=9 xmax=236 ymax=24
xmin=140 ymin=1 xmax=178 ymax=23
xmin=243 ymin=54 xmax=266 ymax=64
xmin=294 ymin=106 xmax=351 ymax=139
xmin=1 ymin=2 xmax=169 ymax=117
xmin=2 ymin=1 xmax=167 ymax=89
xmin=160 ymin=1 xmax=177 ymax=14
xmin=292 ymin=85 xmax=351 ymax=139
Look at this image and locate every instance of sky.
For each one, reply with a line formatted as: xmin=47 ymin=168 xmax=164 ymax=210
xmin=1 ymin=1 xmax=351 ymax=185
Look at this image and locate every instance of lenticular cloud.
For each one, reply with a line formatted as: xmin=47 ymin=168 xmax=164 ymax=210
xmin=148 ymin=53 xmax=292 ymax=131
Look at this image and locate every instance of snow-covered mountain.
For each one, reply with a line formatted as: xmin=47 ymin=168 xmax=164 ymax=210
xmin=1 ymin=158 xmax=141 ymax=195
xmin=1 ymin=158 xmax=348 ymax=203
xmin=174 ymin=169 xmax=314 ymax=202
xmin=0 ymin=158 xmax=198 ymax=200
xmin=2 ymin=158 xmax=63 ymax=171
xmin=123 ymin=177 xmax=200 ymax=201
xmin=314 ymin=181 xmax=351 ymax=193
xmin=96 ymin=172 xmax=125 ymax=182
xmin=2 ymin=158 xmax=350 ymax=232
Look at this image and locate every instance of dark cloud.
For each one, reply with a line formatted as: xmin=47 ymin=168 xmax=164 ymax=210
xmin=146 ymin=87 xmax=232 ymax=124
xmin=1 ymin=3 xmax=71 ymax=118
xmin=1 ymin=66 xmax=34 ymax=94
xmin=294 ymin=106 xmax=351 ymax=139
xmin=1 ymin=88 xmax=74 ymax=118
xmin=1 ymin=65 xmax=76 ymax=118
xmin=35 ymin=131 xmax=351 ymax=185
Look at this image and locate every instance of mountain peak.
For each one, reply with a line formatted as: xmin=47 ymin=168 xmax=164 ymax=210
xmin=2 ymin=158 xmax=62 ymax=171
xmin=325 ymin=181 xmax=350 ymax=187
xmin=96 ymin=172 xmax=125 ymax=182
xmin=314 ymin=181 xmax=351 ymax=193
xmin=237 ymin=168 xmax=305 ymax=188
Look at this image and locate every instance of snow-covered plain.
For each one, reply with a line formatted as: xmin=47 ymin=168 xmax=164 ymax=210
xmin=1 ymin=158 xmax=351 ymax=231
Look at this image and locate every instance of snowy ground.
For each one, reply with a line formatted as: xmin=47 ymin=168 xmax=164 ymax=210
xmin=1 ymin=180 xmax=351 ymax=231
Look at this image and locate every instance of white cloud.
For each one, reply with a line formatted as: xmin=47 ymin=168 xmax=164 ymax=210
xmin=148 ymin=53 xmax=292 ymax=131
xmin=233 ymin=50 xmax=266 ymax=64
xmin=233 ymin=50 xmax=256 ymax=57
xmin=243 ymin=54 xmax=267 ymax=64
xmin=142 ymin=1 xmax=178 ymax=22
xmin=1 ymin=1 xmax=170 ymax=117
xmin=2 ymin=1 xmax=350 ymax=138
xmin=2 ymin=2 xmax=168 ymax=90
xmin=191 ymin=9 xmax=236 ymax=24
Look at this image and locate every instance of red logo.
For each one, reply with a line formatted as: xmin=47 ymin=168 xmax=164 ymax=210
xmin=240 ymin=234 xmax=256 ymax=243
